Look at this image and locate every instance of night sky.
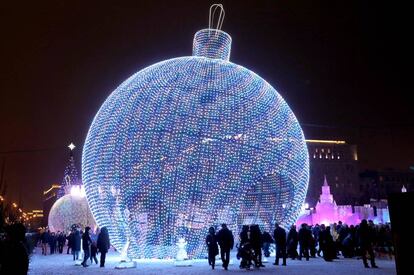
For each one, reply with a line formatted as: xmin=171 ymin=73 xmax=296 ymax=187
xmin=0 ymin=0 xmax=412 ymax=210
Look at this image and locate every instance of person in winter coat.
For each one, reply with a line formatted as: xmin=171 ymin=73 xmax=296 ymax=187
xmin=273 ymin=223 xmax=287 ymax=266
xmin=72 ymin=229 xmax=81 ymax=261
xmin=216 ymin=223 xmax=234 ymax=270
xmin=66 ymin=232 xmax=73 ymax=254
xmin=357 ymin=219 xmax=378 ymax=268
xmin=205 ymin=226 xmax=219 ymax=269
xmin=319 ymin=226 xmax=335 ymax=261
xmin=81 ymin=227 xmax=92 ymax=267
xmin=49 ymin=232 xmax=57 ymax=254
xmin=97 ymin=227 xmax=110 ymax=267
xmin=298 ymin=223 xmax=311 ymax=261
xmin=287 ymin=225 xmax=298 ymax=259
xmin=0 ymin=223 xmax=29 ymax=275
xmin=261 ymin=231 xmax=273 ymax=258
xmin=40 ymin=229 xmax=49 ymax=255
xmin=57 ymin=232 xmax=66 ymax=254
xmin=90 ymin=229 xmax=98 ymax=264
xmin=250 ymin=224 xmax=265 ymax=267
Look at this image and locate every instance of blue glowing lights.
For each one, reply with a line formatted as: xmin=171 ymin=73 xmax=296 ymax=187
xmin=82 ymin=28 xmax=309 ymax=259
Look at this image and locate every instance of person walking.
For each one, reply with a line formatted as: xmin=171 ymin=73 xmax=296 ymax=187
xmin=261 ymin=231 xmax=273 ymax=258
xmin=319 ymin=225 xmax=335 ymax=261
xmin=40 ymin=229 xmax=49 ymax=255
xmin=357 ymin=219 xmax=378 ymax=268
xmin=90 ymin=229 xmax=99 ymax=265
xmin=205 ymin=226 xmax=219 ymax=269
xmin=273 ymin=223 xmax=287 ymax=266
xmin=72 ymin=229 xmax=81 ymax=261
xmin=57 ymin=232 xmax=66 ymax=254
xmin=250 ymin=224 xmax=265 ymax=267
xmin=97 ymin=227 xmax=110 ymax=267
xmin=287 ymin=225 xmax=298 ymax=260
xmin=298 ymin=223 xmax=311 ymax=261
xmin=216 ymin=223 xmax=234 ymax=270
xmin=66 ymin=231 xmax=73 ymax=254
xmin=49 ymin=232 xmax=56 ymax=254
xmin=81 ymin=227 xmax=92 ymax=267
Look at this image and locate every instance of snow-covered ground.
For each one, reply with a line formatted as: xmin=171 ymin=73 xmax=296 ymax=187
xmin=29 ymin=247 xmax=396 ymax=275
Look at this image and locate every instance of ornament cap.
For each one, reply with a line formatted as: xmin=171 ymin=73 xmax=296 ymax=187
xmin=192 ymin=29 xmax=232 ymax=61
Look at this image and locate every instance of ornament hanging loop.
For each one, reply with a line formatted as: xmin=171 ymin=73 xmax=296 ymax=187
xmin=208 ymin=4 xmax=225 ymax=36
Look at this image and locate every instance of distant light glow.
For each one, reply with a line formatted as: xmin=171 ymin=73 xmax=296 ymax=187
xmin=70 ymin=185 xmax=86 ymax=197
xmin=305 ymin=139 xmax=346 ymax=144
xmin=43 ymin=184 xmax=60 ymax=195
xmin=68 ymin=142 xmax=76 ymax=151
xmin=83 ymin=27 xmax=309 ymax=259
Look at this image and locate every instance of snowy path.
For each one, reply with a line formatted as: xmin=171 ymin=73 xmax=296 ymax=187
xmin=29 ymin=247 xmax=396 ymax=275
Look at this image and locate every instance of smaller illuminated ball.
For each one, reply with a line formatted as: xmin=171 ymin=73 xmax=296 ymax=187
xmin=48 ymin=191 xmax=96 ymax=233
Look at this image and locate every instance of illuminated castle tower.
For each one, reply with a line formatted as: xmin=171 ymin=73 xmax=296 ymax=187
xmin=312 ymin=175 xmax=339 ymax=224
xmin=319 ymin=175 xmax=335 ymax=204
xmin=296 ymin=174 xmax=390 ymax=226
xmin=82 ymin=5 xmax=309 ymax=259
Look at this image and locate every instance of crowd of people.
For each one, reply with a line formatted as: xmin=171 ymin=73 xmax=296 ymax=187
xmin=38 ymin=225 xmax=110 ymax=268
xmin=0 ymin=219 xmax=393 ymax=274
xmin=206 ymin=219 xmax=393 ymax=270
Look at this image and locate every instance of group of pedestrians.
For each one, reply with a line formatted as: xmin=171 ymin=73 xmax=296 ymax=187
xmin=205 ymin=219 xmax=387 ymax=270
xmin=79 ymin=226 xmax=111 ymax=268
xmin=205 ymin=224 xmax=234 ymax=270
xmin=39 ymin=230 xmax=66 ymax=255
xmin=38 ymin=225 xmax=111 ymax=268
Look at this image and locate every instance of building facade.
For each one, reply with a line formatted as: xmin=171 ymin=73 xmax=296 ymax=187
xmin=42 ymin=184 xmax=60 ymax=227
xmin=27 ymin=209 xmax=44 ymax=229
xmin=359 ymin=169 xmax=414 ymax=202
xmin=306 ymin=139 xmax=360 ymax=206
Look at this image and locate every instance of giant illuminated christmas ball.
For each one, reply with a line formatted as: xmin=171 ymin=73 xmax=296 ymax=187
xmin=82 ymin=27 xmax=309 ymax=259
xmin=48 ymin=188 xmax=96 ymax=233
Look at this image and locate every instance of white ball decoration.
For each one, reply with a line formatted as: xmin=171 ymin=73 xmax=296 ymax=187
xmin=48 ymin=191 xmax=96 ymax=233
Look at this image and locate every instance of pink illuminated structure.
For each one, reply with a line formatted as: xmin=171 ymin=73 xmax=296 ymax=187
xmin=296 ymin=175 xmax=390 ymax=226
